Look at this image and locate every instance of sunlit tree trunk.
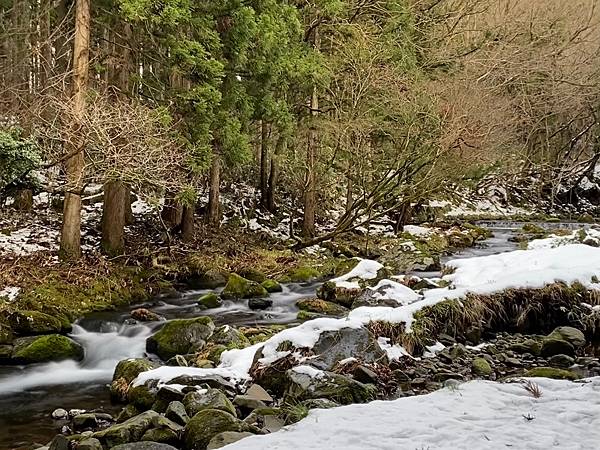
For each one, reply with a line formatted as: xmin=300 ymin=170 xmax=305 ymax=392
xmin=59 ymin=0 xmax=90 ymax=261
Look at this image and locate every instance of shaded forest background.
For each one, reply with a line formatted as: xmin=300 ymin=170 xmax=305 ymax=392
xmin=1 ymin=0 xmax=600 ymax=259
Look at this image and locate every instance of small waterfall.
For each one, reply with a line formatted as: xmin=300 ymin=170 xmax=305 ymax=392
xmin=0 ymin=322 xmax=153 ymax=395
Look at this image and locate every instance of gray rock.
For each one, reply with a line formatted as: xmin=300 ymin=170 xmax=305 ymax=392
xmin=548 ymin=354 xmax=575 ymax=368
xmin=165 ymin=400 xmax=190 ymax=425
xmin=233 ymin=395 xmax=267 ymax=411
xmin=541 ymin=337 xmax=575 ymax=357
xmin=207 ymin=431 xmax=254 ymax=449
xmin=248 ymin=298 xmax=273 ymax=310
xmin=146 ymin=317 xmax=215 ymax=360
xmin=51 ymin=408 xmax=68 ymax=420
xmin=48 ymin=435 xmax=69 ymax=450
xmin=284 ymin=367 xmax=377 ymax=405
xmin=309 ymin=327 xmax=387 ymax=371
xmin=92 ymin=410 xmax=159 ymax=447
xmin=244 ymin=384 xmax=272 ymax=403
xmin=183 ymin=409 xmax=247 ymax=450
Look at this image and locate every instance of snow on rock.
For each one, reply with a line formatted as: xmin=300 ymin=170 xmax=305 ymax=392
xmin=445 ymin=198 xmax=532 ymax=218
xmin=528 ymin=228 xmax=600 ymax=250
xmin=403 ymin=225 xmax=434 ymax=237
xmin=223 ymin=377 xmax=600 ymax=450
xmin=330 ymin=259 xmax=384 ymax=289
xmin=367 ymin=279 xmax=420 ymax=305
xmin=377 ymin=337 xmax=412 ymax=360
xmin=291 ymin=365 xmax=326 ymax=379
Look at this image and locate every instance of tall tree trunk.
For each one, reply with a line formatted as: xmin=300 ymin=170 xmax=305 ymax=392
xmin=101 ymin=21 xmax=133 ymax=250
xmin=161 ymin=198 xmax=182 ymax=229
xmin=207 ymin=153 xmax=221 ymax=227
xmin=260 ymin=120 xmax=269 ymax=207
xmin=39 ymin=0 xmax=52 ymax=91
xmin=10 ymin=0 xmax=29 ymax=108
xmin=54 ymin=0 xmax=71 ymax=81
xmin=101 ymin=180 xmax=126 ymax=256
xmin=302 ymin=28 xmax=320 ymax=238
xmin=59 ymin=0 xmax=90 ymax=261
xmin=345 ymin=174 xmax=353 ymax=213
xmin=267 ymin=135 xmax=286 ymax=212
xmin=181 ymin=205 xmax=195 ymax=241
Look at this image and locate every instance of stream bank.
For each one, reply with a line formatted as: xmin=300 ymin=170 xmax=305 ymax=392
xmin=1 ymin=221 xmax=598 ymax=449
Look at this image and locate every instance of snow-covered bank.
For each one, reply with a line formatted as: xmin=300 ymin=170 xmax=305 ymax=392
xmin=223 ymin=377 xmax=600 ymax=450
xmin=133 ymin=244 xmax=600 ymax=387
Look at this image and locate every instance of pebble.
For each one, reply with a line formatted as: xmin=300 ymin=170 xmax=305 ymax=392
xmin=51 ymin=408 xmax=68 ymax=420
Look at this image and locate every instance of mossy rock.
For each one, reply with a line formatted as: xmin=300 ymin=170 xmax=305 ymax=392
xmin=197 ymin=292 xmax=222 ymax=309
xmin=471 ymin=357 xmax=492 ymax=377
xmin=183 ymin=409 xmax=247 ymax=450
xmin=146 ymin=317 xmax=215 ymax=360
xmin=141 ymin=428 xmax=179 ymax=445
xmin=296 ymin=298 xmax=348 ymax=317
xmin=207 ymin=325 xmax=250 ymax=349
xmin=11 ymin=334 xmax=84 ymax=363
xmin=540 ymin=337 xmax=575 ymax=357
xmin=127 ymin=384 xmax=158 ymax=410
xmin=8 ymin=310 xmax=65 ymax=334
xmin=284 ymin=369 xmax=377 ymax=405
xmin=240 ymin=325 xmax=287 ymax=345
xmin=524 ymin=367 xmax=580 ymax=380
xmin=261 ymin=279 xmax=283 ymax=293
xmin=221 ymin=274 xmax=268 ymax=300
xmin=297 ymin=310 xmax=325 ymax=321
xmin=287 ymin=267 xmax=321 ymax=283
xmin=92 ymin=410 xmax=159 ymax=447
xmin=183 ymin=388 xmax=236 ymax=417
xmin=547 ymin=326 xmax=586 ymax=348
xmin=111 ymin=358 xmax=157 ymax=401
xmin=238 ymin=268 xmax=267 ymax=283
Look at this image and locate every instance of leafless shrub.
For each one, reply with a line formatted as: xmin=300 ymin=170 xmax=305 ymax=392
xmin=523 ymin=380 xmax=543 ymax=399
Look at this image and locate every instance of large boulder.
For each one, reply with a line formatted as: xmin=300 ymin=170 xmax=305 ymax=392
xmin=541 ymin=338 xmax=575 ymax=357
xmin=183 ymin=409 xmax=248 ymax=450
xmin=207 ymin=431 xmax=254 ymax=449
xmin=8 ymin=310 xmax=65 ymax=334
xmin=284 ymin=366 xmax=377 ymax=405
xmin=547 ymin=326 xmax=586 ymax=348
xmin=309 ymin=327 xmax=386 ymax=371
xmin=183 ymin=388 xmax=236 ymax=417
xmin=11 ymin=334 xmax=83 ymax=363
xmin=92 ymin=410 xmax=160 ymax=447
xmin=221 ymin=274 xmax=268 ymax=300
xmin=524 ymin=367 xmax=580 ymax=380
xmin=146 ymin=317 xmax=215 ymax=360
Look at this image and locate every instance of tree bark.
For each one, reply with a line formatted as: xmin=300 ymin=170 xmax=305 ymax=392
xmin=101 ymin=180 xmax=126 ymax=256
xmin=266 ymin=135 xmax=286 ymax=212
xmin=207 ymin=153 xmax=221 ymax=227
xmin=302 ymin=27 xmax=320 ymax=238
xmin=181 ymin=205 xmax=195 ymax=241
xmin=39 ymin=0 xmax=52 ymax=91
xmin=59 ymin=0 xmax=90 ymax=261
xmin=260 ymin=120 xmax=269 ymax=208
xmin=161 ymin=198 xmax=182 ymax=229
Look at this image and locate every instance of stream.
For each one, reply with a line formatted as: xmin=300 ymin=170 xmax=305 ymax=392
xmin=0 ymin=221 xmax=583 ymax=449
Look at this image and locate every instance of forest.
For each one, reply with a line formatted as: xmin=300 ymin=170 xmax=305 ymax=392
xmin=1 ymin=1 xmax=600 ymax=449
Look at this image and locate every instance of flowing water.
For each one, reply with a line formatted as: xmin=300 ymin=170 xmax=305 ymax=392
xmin=0 ymin=222 xmax=579 ymax=449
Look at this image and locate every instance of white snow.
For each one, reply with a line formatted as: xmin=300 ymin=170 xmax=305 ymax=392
xmin=528 ymin=228 xmax=600 ymax=250
xmin=423 ymin=341 xmax=446 ymax=358
xmin=367 ymin=279 xmax=420 ymax=305
xmin=403 ymin=225 xmax=434 ymax=237
xmin=0 ymin=286 xmax=20 ymax=301
xmin=291 ymin=365 xmax=326 ymax=379
xmin=223 ymin=377 xmax=600 ymax=450
xmin=377 ymin=337 xmax=412 ymax=360
xmin=0 ymin=227 xmax=59 ymax=255
xmin=331 ymin=259 xmax=384 ymax=289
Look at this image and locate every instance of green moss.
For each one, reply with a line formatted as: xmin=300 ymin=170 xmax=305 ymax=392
xmin=287 ymin=267 xmax=320 ymax=283
xmin=524 ymin=367 xmax=580 ymax=380
xmin=146 ymin=316 xmax=215 ymax=360
xmin=296 ymin=298 xmax=348 ymax=317
xmin=221 ymin=273 xmax=268 ymax=299
xmin=198 ymin=292 xmax=222 ymax=309
xmin=261 ymin=279 xmax=283 ymax=293
xmin=472 ymin=357 xmax=492 ymax=376
xmin=12 ymin=334 xmax=84 ymax=363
